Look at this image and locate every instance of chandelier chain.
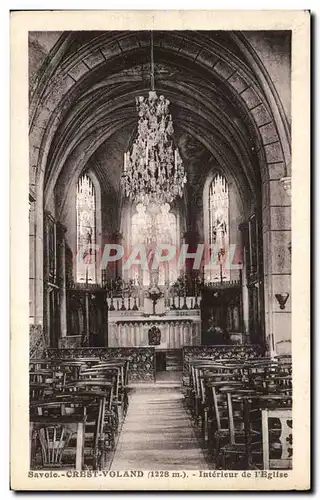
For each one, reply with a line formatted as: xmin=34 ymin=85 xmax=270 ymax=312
xmin=120 ymin=32 xmax=187 ymax=206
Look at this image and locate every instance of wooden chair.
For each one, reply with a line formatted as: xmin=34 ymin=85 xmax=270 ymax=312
xmin=63 ymin=380 xmax=117 ymax=461
xmin=217 ymin=388 xmax=262 ymax=470
xmin=52 ymin=390 xmax=116 ymax=470
xmin=79 ymin=365 xmax=123 ymax=428
xmin=206 ymin=380 xmax=244 ymax=464
xmin=258 ymin=394 xmax=292 ymax=470
xmin=30 ymin=399 xmax=86 ymax=470
xmin=199 ymin=361 xmax=256 ymax=466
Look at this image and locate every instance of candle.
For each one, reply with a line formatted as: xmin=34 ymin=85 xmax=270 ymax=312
xmin=124 ymin=152 xmax=127 ymax=172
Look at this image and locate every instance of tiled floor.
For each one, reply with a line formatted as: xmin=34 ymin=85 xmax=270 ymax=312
xmin=111 ymin=377 xmax=207 ymax=470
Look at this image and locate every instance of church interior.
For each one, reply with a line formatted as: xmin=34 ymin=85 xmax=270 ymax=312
xmin=29 ymin=30 xmax=292 ymax=471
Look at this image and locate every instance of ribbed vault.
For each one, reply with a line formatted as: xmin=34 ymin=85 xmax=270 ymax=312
xmin=29 ymin=29 xmax=293 ymax=353
xmin=29 ymin=30 xmax=291 ymax=223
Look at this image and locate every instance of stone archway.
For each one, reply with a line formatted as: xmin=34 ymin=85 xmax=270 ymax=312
xmin=29 ymin=30 xmax=291 ymax=354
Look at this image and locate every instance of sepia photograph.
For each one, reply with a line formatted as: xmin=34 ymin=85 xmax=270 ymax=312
xmin=10 ymin=10 xmax=310 ymax=491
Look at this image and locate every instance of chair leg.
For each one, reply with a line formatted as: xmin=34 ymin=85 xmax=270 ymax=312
xmin=203 ymin=408 xmax=208 ymax=445
xmin=75 ymin=422 xmax=84 ymax=470
xmin=29 ymin=422 xmax=34 ymax=469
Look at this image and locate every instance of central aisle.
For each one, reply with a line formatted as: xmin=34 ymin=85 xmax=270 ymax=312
xmin=111 ymin=375 xmax=208 ymax=470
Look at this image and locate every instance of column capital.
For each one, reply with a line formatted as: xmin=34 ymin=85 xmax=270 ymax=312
xmin=280 ymin=176 xmax=291 ymax=197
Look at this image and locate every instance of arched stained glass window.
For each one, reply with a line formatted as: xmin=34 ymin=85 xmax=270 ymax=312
xmin=76 ymin=173 xmax=96 ymax=283
xmin=208 ymin=174 xmax=230 ymax=281
xmin=131 ymin=202 xmax=177 ymax=286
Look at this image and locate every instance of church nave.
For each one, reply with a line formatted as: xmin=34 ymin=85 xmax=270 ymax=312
xmin=111 ymin=381 xmax=207 ymax=471
xmin=28 ymin=29 xmax=293 ymax=475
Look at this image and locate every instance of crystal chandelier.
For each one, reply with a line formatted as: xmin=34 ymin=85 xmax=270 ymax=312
xmin=121 ymin=33 xmax=187 ymax=206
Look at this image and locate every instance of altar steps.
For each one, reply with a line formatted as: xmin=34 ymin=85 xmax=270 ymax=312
xmin=165 ymin=349 xmax=183 ymax=371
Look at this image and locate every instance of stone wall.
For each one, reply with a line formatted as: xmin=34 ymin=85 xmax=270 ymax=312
xmin=244 ymin=31 xmax=291 ymax=124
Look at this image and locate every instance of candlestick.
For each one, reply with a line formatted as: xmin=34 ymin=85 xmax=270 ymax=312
xmin=109 ymin=296 xmax=115 ymax=311
xmin=194 ymin=294 xmax=199 ymax=309
xmin=121 ymin=296 xmax=126 ymax=311
xmin=182 ymin=274 xmax=188 ymax=309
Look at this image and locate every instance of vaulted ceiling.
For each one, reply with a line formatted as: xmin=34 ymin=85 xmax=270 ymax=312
xmin=29 ymin=30 xmax=290 ymax=218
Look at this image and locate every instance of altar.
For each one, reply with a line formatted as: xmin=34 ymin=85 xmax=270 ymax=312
xmin=106 ymin=296 xmax=201 ymax=348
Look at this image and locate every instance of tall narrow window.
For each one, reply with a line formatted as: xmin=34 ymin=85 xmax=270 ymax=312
xmin=131 ymin=203 xmax=177 ymax=286
xmin=208 ymin=174 xmax=230 ymax=281
xmin=76 ymin=173 xmax=96 ymax=283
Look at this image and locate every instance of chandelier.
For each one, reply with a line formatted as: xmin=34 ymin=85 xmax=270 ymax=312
xmin=121 ymin=33 xmax=187 ymax=206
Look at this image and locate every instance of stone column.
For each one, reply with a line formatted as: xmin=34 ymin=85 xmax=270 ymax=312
xmin=58 ymin=223 xmax=67 ymax=338
xmin=35 ymin=195 xmax=44 ymax=328
xmin=263 ymin=174 xmax=291 ymax=356
xmin=43 ymin=212 xmax=51 ymax=345
xmin=112 ymin=231 xmax=123 ymax=279
xmin=238 ymin=222 xmax=250 ymax=338
xmin=29 ymin=192 xmax=36 ymax=325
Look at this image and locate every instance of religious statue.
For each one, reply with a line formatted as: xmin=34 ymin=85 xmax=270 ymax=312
xmin=213 ymin=209 xmax=227 ymax=250
xmin=131 ymin=201 xmax=177 ymax=286
xmin=155 ymin=203 xmax=176 ymax=244
xmin=132 ymin=203 xmax=151 ymax=245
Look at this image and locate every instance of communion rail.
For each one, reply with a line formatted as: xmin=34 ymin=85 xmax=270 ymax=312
xmin=47 ymin=347 xmax=156 ymax=383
